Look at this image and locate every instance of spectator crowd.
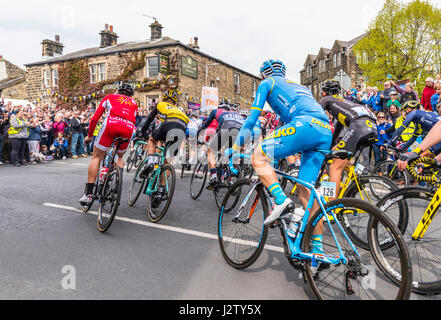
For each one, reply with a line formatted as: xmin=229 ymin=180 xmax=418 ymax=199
xmin=341 ymin=74 xmax=441 ymax=167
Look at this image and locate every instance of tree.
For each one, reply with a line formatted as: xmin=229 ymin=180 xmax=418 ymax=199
xmin=354 ymin=0 xmax=441 ymax=92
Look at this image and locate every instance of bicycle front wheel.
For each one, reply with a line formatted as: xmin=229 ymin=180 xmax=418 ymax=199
xmin=190 ymin=162 xmax=208 ymax=200
xmin=374 ymin=161 xmax=411 ymax=187
xmin=218 ymin=179 xmax=269 ymax=269
xmin=97 ymin=166 xmax=123 ymax=233
xmin=303 ymin=198 xmax=412 ymax=300
xmin=377 ymin=187 xmax=441 ymax=295
xmin=147 ymin=164 xmax=176 ymax=223
xmin=126 ymin=150 xmax=136 ymax=173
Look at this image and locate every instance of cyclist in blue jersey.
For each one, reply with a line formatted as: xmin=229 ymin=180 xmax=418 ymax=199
xmin=198 ymin=101 xmax=245 ymax=189
xmin=389 ymin=101 xmax=441 ymax=152
xmin=225 ymin=59 xmax=333 ymax=250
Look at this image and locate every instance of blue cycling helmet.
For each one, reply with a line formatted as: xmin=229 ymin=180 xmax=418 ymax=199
xmin=260 ymin=59 xmax=286 ymax=79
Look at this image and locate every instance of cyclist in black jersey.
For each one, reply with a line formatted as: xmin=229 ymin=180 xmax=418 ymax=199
xmin=320 ymin=80 xmax=378 ymax=199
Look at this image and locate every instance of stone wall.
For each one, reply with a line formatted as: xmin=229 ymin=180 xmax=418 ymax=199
xmin=25 ymin=44 xmax=260 ymax=111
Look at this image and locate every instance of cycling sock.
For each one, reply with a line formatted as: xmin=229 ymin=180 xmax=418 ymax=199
xmin=147 ymin=154 xmax=155 ymax=166
xmin=210 ymin=168 xmax=217 ymax=178
xmin=86 ymin=183 xmax=95 ymax=195
xmin=311 ymin=235 xmax=324 ymax=254
xmin=269 ymin=183 xmax=288 ymax=206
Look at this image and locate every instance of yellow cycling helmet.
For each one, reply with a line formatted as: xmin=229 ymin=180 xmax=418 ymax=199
xmin=163 ymin=88 xmax=180 ymax=103
xmin=402 ymin=100 xmax=421 ymax=113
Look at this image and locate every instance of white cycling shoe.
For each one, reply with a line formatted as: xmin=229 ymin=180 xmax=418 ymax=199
xmin=264 ymin=199 xmax=295 ymax=226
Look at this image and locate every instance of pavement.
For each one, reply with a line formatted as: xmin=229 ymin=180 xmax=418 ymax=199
xmin=0 ymin=156 xmax=439 ymax=300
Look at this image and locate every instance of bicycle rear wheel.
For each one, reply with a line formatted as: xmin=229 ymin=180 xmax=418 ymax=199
xmin=190 ymin=162 xmax=208 ymax=200
xmin=147 ymin=164 xmax=176 ymax=223
xmin=218 ymin=179 xmax=269 ymax=269
xmin=377 ymin=187 xmax=441 ymax=295
xmin=214 ymin=165 xmax=243 ymax=211
xmin=303 ymin=198 xmax=412 ymax=300
xmin=126 ymin=150 xmax=136 ymax=173
xmin=128 ymin=162 xmax=146 ymax=207
xmin=97 ymin=166 xmax=123 ymax=233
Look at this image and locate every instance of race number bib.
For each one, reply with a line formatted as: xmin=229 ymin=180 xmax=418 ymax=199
xmin=320 ymin=181 xmax=337 ymax=198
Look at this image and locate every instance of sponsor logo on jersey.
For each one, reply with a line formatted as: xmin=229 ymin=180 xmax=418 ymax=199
xmin=312 ymin=118 xmax=331 ymax=130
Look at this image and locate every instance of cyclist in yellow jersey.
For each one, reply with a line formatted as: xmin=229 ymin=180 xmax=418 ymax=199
xmin=139 ymin=88 xmax=189 ymax=179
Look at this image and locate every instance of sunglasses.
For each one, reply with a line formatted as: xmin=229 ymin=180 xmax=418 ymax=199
xmin=378 ymin=116 xmax=385 ymax=119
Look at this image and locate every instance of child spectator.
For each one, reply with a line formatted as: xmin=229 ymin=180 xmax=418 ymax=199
xmin=53 ymin=132 xmax=68 ymax=160
xmin=373 ymin=112 xmax=391 ymax=166
xmin=431 ymin=83 xmax=441 ymax=114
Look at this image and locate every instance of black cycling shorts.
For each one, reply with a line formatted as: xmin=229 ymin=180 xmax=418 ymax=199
xmin=152 ymin=119 xmax=187 ymax=144
xmin=335 ymin=117 xmax=378 ymax=154
xmin=209 ymin=122 xmax=242 ymax=152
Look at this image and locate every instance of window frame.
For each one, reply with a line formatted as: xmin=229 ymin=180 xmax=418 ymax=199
xmin=252 ymin=80 xmax=257 ymax=98
xmin=44 ymin=69 xmax=52 ymax=88
xmin=98 ymin=63 xmax=106 ymax=82
xmin=146 ymin=56 xmax=159 ymax=78
xmin=52 ymin=69 xmax=58 ymax=88
xmin=234 ymin=73 xmax=240 ymax=94
xmin=90 ymin=64 xmax=97 ymax=84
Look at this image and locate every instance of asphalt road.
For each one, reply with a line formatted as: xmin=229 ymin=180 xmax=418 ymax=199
xmin=0 ymin=156 xmax=438 ymax=300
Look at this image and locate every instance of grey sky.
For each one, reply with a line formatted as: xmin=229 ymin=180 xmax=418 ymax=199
xmin=0 ymin=0 xmax=399 ymax=81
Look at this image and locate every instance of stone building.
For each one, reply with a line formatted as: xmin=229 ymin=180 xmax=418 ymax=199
xmin=25 ymin=22 xmax=260 ymax=111
xmin=0 ymin=56 xmax=26 ymax=100
xmin=300 ymin=34 xmax=367 ymax=100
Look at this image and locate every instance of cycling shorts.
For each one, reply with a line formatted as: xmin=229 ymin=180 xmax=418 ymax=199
xmin=152 ymin=119 xmax=187 ymax=143
xmin=335 ymin=117 xmax=378 ymax=154
xmin=209 ymin=122 xmax=242 ymax=152
xmin=94 ymin=116 xmax=135 ymax=153
xmin=259 ymin=115 xmax=333 ymax=185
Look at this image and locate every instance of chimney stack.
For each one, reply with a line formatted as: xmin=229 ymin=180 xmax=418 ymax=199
xmin=189 ymin=37 xmax=200 ymax=50
xmin=100 ymin=24 xmax=118 ymax=48
xmin=150 ymin=20 xmax=163 ymax=41
xmin=42 ymin=35 xmax=64 ymax=57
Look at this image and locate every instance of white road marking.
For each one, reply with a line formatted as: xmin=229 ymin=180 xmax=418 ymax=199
xmin=43 ymin=203 xmax=284 ymax=254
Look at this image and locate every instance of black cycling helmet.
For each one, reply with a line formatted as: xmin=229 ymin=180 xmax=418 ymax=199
xmin=118 ymin=82 xmax=135 ymax=97
xmin=163 ymin=88 xmax=179 ymax=104
xmin=402 ymin=100 xmax=422 ymax=113
xmin=321 ymin=80 xmax=341 ymax=95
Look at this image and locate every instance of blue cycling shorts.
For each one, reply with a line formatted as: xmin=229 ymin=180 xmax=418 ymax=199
xmin=259 ymin=115 xmax=333 ymax=185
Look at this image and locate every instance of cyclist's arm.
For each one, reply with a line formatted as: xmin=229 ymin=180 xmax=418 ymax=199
xmin=412 ymin=121 xmax=441 ymax=155
xmin=140 ymin=105 xmax=158 ymax=135
xmin=399 ymin=135 xmax=418 ymax=151
xmin=199 ymin=109 xmax=216 ymax=131
xmin=88 ymin=100 xmax=106 ymax=138
xmin=233 ymin=81 xmax=271 ymax=151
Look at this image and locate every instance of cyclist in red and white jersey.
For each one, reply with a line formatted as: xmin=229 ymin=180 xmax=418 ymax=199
xmin=79 ymin=83 xmax=138 ymax=205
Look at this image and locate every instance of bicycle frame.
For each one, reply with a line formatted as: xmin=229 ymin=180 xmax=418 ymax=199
xmin=144 ymin=145 xmax=170 ymax=197
xmin=229 ymin=153 xmax=360 ymax=267
xmin=412 ymin=185 xmax=441 ymax=240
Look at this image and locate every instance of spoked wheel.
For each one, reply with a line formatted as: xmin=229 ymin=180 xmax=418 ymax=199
xmin=190 ymin=162 xmax=208 ymax=200
xmin=218 ymin=178 xmax=269 ymax=269
xmin=214 ymin=165 xmax=243 ymax=212
xmin=147 ymin=164 xmax=176 ymax=223
xmin=374 ymin=161 xmax=411 ymax=188
xmin=339 ymin=175 xmax=398 ymax=250
xmin=128 ymin=163 xmax=146 ymax=207
xmin=302 ymin=198 xmax=412 ymax=300
xmin=97 ymin=166 xmax=123 ymax=233
xmin=377 ymin=187 xmax=441 ymax=295
xmin=126 ymin=150 xmax=136 ymax=173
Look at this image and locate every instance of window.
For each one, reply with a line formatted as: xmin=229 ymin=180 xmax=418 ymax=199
xmin=147 ymin=56 xmax=159 ymax=77
xmin=0 ymin=61 xmax=7 ymax=81
xmin=90 ymin=65 xmax=97 ymax=84
xmin=234 ymin=73 xmax=240 ymax=94
xmin=306 ymin=65 xmax=312 ymax=78
xmin=362 ymin=52 xmax=368 ymax=64
xmin=52 ymin=69 xmax=58 ymax=87
xmin=252 ymin=80 xmax=257 ymax=98
xmin=44 ymin=70 xmax=51 ymax=88
xmin=98 ymin=63 xmax=106 ymax=82
xmin=333 ymin=53 xmax=342 ymax=68
xmin=319 ymin=59 xmax=326 ymax=73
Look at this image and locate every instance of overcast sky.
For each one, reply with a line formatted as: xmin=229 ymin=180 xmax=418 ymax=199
xmin=0 ymin=0 xmax=413 ymax=82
